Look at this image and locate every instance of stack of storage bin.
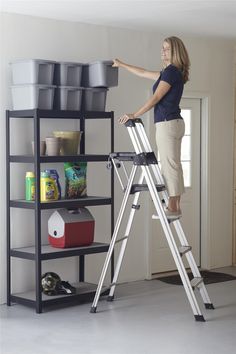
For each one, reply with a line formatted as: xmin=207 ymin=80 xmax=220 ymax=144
xmin=53 ymin=62 xmax=84 ymax=111
xmin=10 ymin=59 xmax=56 ymax=110
xmin=81 ymin=60 xmax=118 ymax=111
xmin=10 ymin=59 xmax=118 ymax=111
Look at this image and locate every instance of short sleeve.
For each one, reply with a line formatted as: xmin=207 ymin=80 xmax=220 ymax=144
xmin=160 ymin=65 xmax=179 ymax=86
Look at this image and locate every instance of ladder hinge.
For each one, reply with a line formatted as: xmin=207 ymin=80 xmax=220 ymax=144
xmin=125 ymin=118 xmax=144 ymax=127
xmin=132 ymin=204 xmax=140 ymax=210
xmin=133 ymin=152 xmax=158 ymax=166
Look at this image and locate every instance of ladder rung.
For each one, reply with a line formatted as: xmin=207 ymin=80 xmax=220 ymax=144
xmin=179 ymin=245 xmax=192 ymax=256
xmin=191 ymin=277 xmax=203 ymax=289
xmin=130 ymin=184 xmax=165 ymax=194
xmin=100 ymin=282 xmax=117 ymax=294
xmin=115 ymin=236 xmax=128 ymax=244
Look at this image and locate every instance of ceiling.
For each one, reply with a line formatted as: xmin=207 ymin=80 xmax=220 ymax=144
xmin=1 ymin=0 xmax=236 ymax=39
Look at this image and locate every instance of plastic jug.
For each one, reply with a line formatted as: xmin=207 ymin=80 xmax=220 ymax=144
xmin=25 ymin=171 xmax=35 ymax=201
xmin=40 ymin=171 xmax=59 ymax=201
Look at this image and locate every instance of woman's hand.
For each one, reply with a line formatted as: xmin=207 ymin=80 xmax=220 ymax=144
xmin=112 ymin=59 xmax=123 ymax=67
xmin=118 ymin=113 xmax=135 ymax=124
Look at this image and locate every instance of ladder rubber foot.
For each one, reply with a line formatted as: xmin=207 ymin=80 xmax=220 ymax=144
xmin=205 ymin=303 xmax=215 ymax=310
xmin=194 ymin=315 xmax=205 ymax=322
xmin=90 ymin=306 xmax=97 ymax=313
xmin=107 ymin=295 xmax=114 ymax=302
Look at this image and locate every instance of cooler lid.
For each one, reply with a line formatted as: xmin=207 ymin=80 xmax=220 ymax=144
xmin=52 ymin=208 xmax=94 ymax=223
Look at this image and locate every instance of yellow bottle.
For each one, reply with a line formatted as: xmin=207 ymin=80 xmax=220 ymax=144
xmin=40 ymin=171 xmax=59 ymax=201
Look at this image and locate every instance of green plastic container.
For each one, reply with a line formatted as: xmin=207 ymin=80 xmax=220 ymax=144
xmin=25 ymin=171 xmax=36 ymax=201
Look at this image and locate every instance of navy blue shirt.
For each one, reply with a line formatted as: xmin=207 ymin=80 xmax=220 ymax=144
xmin=153 ymin=64 xmax=184 ymax=123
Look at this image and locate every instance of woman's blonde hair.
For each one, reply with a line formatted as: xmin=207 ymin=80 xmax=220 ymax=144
xmin=164 ymin=36 xmax=190 ymax=83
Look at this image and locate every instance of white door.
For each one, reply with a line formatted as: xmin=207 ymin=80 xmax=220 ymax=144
xmin=150 ymin=98 xmax=201 ymax=274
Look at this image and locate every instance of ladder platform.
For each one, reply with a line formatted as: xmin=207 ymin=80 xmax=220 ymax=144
xmin=130 ymin=184 xmax=166 ymax=194
xmin=110 ymin=152 xmax=136 ymax=161
xmin=191 ymin=277 xmax=203 ymax=289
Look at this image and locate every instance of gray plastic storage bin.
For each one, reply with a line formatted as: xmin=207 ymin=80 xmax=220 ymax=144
xmin=83 ymin=87 xmax=108 ymax=111
xmin=54 ymin=86 xmax=83 ymax=111
xmin=11 ymin=84 xmax=56 ymax=110
xmin=54 ymin=62 xmax=83 ymax=86
xmin=81 ymin=64 xmax=89 ymax=87
xmin=10 ymin=59 xmax=56 ymax=85
xmin=81 ymin=61 xmax=118 ymax=88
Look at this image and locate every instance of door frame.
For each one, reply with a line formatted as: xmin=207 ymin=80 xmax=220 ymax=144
xmin=145 ymin=91 xmax=211 ymax=279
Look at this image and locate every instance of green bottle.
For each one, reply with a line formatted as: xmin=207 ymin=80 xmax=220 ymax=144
xmin=25 ymin=171 xmax=36 ymax=201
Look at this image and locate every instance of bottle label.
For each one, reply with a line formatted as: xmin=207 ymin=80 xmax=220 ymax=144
xmin=31 ymin=184 xmax=35 ymax=200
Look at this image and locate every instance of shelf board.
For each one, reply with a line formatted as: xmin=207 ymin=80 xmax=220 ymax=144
xmin=10 ymin=154 xmax=109 ymax=163
xmin=10 ymin=196 xmax=112 ymax=209
xmin=11 ymin=242 xmax=109 ymax=260
xmin=10 ymin=282 xmax=108 ymax=309
xmin=8 ymin=109 xmax=113 ymax=119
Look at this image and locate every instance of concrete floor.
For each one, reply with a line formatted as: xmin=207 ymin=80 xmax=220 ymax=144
xmin=1 ymin=267 xmax=236 ymax=354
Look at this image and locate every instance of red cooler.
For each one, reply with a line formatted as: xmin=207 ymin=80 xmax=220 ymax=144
xmin=48 ymin=208 xmax=95 ymax=248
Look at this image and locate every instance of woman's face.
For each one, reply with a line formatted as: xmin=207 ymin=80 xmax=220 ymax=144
xmin=161 ymin=41 xmax=171 ymax=65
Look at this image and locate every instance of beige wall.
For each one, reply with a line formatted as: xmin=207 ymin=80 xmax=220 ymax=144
xmin=0 ymin=13 xmax=235 ymax=304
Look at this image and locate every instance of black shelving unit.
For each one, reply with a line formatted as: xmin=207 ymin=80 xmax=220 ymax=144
xmin=6 ymin=108 xmax=114 ymax=313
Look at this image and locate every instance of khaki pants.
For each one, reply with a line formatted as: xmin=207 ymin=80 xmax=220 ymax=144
xmin=155 ymin=119 xmax=185 ymax=196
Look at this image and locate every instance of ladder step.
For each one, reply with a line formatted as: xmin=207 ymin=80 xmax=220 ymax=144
xmin=152 ymin=213 xmax=181 ymax=221
xmin=179 ymin=245 xmax=192 ymax=256
xmin=115 ymin=236 xmax=128 ymax=244
xmin=191 ymin=277 xmax=203 ymax=289
xmin=130 ymin=184 xmax=165 ymax=194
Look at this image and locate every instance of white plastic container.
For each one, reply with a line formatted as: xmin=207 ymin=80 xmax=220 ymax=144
xmin=54 ymin=62 xmax=83 ymax=86
xmin=81 ymin=61 xmax=118 ymax=88
xmin=10 ymin=59 xmax=56 ymax=85
xmin=11 ymin=84 xmax=56 ymax=110
xmin=54 ymin=86 xmax=83 ymax=111
xmin=83 ymin=87 xmax=108 ymax=111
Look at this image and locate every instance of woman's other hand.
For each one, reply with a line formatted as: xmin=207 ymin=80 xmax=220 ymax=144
xmin=113 ymin=59 xmax=123 ymax=67
xmin=118 ymin=113 xmax=135 ymax=124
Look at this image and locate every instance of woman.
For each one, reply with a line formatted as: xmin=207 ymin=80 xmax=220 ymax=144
xmin=113 ymin=36 xmax=190 ymax=218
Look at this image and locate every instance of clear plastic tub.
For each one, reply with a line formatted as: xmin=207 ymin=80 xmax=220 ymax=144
xmin=82 ymin=61 xmax=118 ymax=88
xmin=11 ymin=84 xmax=56 ymax=110
xmin=10 ymin=59 xmax=56 ymax=85
xmin=54 ymin=62 xmax=83 ymax=86
xmin=54 ymin=86 xmax=83 ymax=111
xmin=83 ymin=87 xmax=108 ymax=111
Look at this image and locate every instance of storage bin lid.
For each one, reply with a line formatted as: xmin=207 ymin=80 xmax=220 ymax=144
xmin=58 ymin=86 xmax=84 ymax=90
xmin=83 ymin=87 xmax=108 ymax=92
xmin=10 ymin=59 xmax=57 ymax=65
xmin=11 ymin=84 xmax=56 ymax=88
xmin=89 ymin=60 xmax=114 ymax=66
xmin=57 ymin=61 xmax=84 ymax=66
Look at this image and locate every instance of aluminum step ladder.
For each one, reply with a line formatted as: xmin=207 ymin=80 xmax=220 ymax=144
xmin=90 ymin=118 xmax=214 ymax=321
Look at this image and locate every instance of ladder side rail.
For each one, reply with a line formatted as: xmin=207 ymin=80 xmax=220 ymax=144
xmin=135 ymin=120 xmax=213 ymax=309
xmin=121 ymin=161 xmax=129 ymax=181
xmin=109 ymin=172 xmax=145 ymax=299
xmin=173 ymin=220 xmax=213 ymax=305
xmin=91 ymin=165 xmax=138 ymax=311
xmin=136 ymin=121 xmax=169 ymax=204
xmin=141 ymin=164 xmax=203 ymax=317
xmin=111 ymin=158 xmax=126 ymax=191
xmin=127 ymin=125 xmax=204 ymax=317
